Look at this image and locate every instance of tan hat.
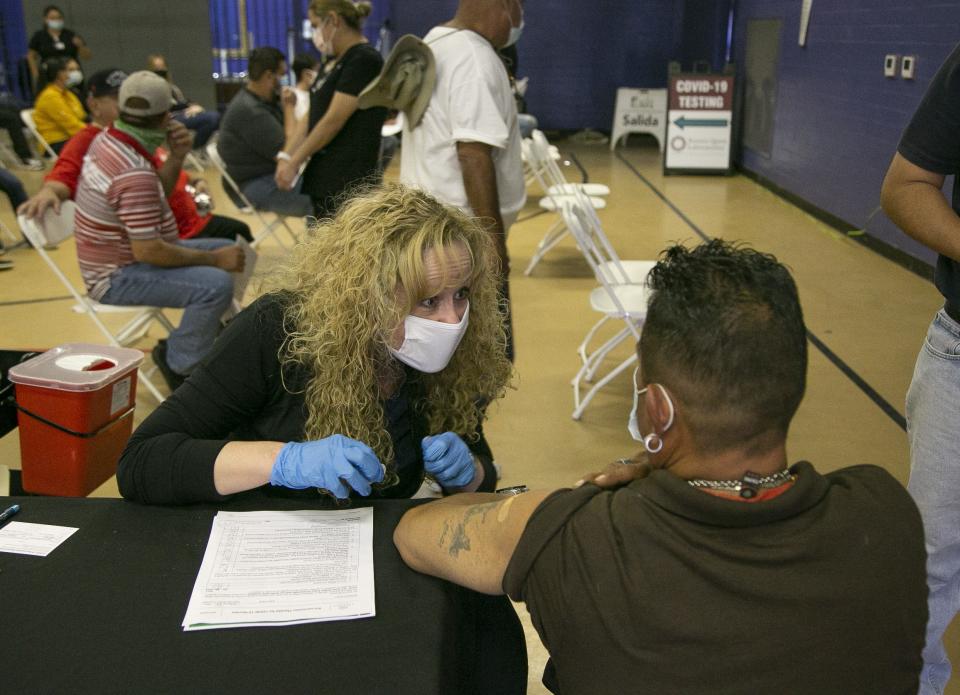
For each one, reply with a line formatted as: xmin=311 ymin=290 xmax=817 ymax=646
xmin=118 ymin=70 xmax=173 ymax=117
xmin=358 ymin=35 xmax=435 ymax=128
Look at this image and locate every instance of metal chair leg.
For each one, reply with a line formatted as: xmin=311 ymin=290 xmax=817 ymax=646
xmin=582 ymin=326 xmax=631 ymax=384
xmin=524 ymin=219 xmax=569 ymax=276
xmin=572 ymin=352 xmax=637 ymax=421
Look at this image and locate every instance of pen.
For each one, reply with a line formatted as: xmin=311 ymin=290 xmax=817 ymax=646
xmin=0 ymin=504 xmax=20 ymax=526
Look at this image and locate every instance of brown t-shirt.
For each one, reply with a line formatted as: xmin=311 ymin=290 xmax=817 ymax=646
xmin=503 ymin=462 xmax=927 ymax=695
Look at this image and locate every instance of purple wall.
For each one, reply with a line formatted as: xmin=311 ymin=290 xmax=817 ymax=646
xmin=389 ymin=0 xmax=685 ymax=131
xmin=734 ymin=0 xmax=960 ymax=265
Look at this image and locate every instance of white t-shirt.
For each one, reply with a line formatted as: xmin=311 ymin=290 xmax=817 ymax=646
xmin=400 ymin=27 xmax=526 ymax=220
xmin=294 ymin=87 xmax=310 ymax=122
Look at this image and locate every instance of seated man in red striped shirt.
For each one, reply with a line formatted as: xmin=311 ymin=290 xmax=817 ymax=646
xmin=74 ymin=71 xmax=245 ymax=391
xmin=18 ymin=68 xmax=252 ymax=244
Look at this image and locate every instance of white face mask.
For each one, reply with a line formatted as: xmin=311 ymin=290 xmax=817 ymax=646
xmin=312 ymin=26 xmax=326 ymax=55
xmin=389 ymin=303 xmax=469 ymax=373
xmin=502 ymin=1 xmax=524 ymax=47
xmin=66 ymin=69 xmax=83 ymax=87
xmin=47 ymin=19 xmax=64 ymax=31
xmin=628 ymin=368 xmax=674 ymax=452
xmin=313 ymin=19 xmax=337 ymax=57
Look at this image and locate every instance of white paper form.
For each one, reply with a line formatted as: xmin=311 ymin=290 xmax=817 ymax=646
xmin=182 ymin=508 xmax=375 ymax=631
xmin=0 ymin=521 xmax=78 ymax=557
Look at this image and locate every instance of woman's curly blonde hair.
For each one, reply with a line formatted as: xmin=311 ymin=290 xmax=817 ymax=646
xmin=268 ymin=183 xmax=513 ymax=477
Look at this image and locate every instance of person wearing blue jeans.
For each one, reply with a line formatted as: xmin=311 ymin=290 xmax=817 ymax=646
xmin=147 ymin=54 xmax=220 ymax=149
xmin=173 ymin=109 xmax=219 ymax=149
xmin=218 ymin=48 xmax=313 ymax=219
xmin=882 ymin=42 xmax=960 ymax=694
xmin=240 ymin=172 xmax=312 ymax=217
xmin=0 ymin=167 xmax=28 ymax=209
xmin=73 ymin=70 xmax=245 ymax=392
xmin=99 ymin=237 xmax=236 ymax=377
xmin=904 ymin=310 xmax=960 ymax=694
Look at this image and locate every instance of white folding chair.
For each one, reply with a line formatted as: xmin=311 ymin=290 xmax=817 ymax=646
xmin=523 ymin=130 xmax=609 ymax=276
xmin=20 ymin=109 xmax=59 ymax=161
xmin=561 ymin=193 xmax=654 ymax=420
xmin=521 ymin=137 xmax=559 ymax=188
xmin=205 ymin=141 xmax=300 ymax=250
xmin=185 ymin=151 xmax=206 ymax=172
xmin=17 ymin=201 xmax=172 ymax=403
xmin=530 ymin=130 xmax=610 ymax=198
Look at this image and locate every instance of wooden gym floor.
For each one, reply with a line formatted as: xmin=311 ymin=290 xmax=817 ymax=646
xmin=0 ymin=138 xmax=952 ymax=694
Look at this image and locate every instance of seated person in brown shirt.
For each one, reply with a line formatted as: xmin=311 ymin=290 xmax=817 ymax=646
xmin=395 ymin=239 xmax=929 ymax=695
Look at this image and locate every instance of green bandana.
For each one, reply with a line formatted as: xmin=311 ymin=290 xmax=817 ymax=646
xmin=114 ymin=119 xmax=167 ymax=153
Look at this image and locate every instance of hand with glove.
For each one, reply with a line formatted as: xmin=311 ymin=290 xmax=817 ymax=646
xmin=270 ymin=434 xmax=384 ymax=499
xmin=421 ymin=432 xmax=479 ymax=490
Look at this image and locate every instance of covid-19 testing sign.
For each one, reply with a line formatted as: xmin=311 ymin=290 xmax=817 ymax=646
xmin=664 ymin=74 xmax=734 ymax=174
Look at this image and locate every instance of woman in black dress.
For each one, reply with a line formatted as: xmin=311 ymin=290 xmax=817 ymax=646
xmin=274 ymin=0 xmax=386 ymax=218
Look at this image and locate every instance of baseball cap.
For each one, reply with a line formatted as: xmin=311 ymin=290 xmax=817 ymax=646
xmin=86 ymin=68 xmax=128 ymax=99
xmin=118 ymin=70 xmax=173 ymax=117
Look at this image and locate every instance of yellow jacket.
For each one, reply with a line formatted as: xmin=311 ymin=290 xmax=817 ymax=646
xmin=33 ymin=85 xmax=86 ymax=145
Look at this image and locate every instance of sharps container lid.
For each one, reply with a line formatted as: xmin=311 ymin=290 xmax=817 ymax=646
xmin=8 ymin=343 xmax=144 ymax=392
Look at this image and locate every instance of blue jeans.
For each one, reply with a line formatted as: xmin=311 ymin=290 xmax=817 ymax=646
xmin=908 ymin=308 xmax=960 ymax=695
xmin=518 ymin=113 xmax=538 ymax=139
xmin=240 ymin=173 xmax=312 ymax=217
xmin=0 ymin=167 xmax=27 ymax=208
xmin=173 ymin=110 xmax=220 ymax=149
xmin=98 ymin=238 xmax=235 ymax=375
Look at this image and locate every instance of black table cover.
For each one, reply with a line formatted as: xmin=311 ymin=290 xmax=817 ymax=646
xmin=0 ymin=496 xmax=527 ymax=694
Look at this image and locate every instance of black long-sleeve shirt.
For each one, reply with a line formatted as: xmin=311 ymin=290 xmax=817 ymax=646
xmin=118 ymin=293 xmax=496 ymax=505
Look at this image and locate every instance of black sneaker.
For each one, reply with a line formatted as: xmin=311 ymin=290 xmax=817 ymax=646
xmin=151 ymin=341 xmax=185 ymax=392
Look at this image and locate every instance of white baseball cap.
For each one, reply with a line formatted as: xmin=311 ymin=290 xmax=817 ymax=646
xmin=118 ymin=70 xmax=173 ymax=117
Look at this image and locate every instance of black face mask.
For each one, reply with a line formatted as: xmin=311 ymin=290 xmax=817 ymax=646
xmin=153 ymin=69 xmax=169 ymax=79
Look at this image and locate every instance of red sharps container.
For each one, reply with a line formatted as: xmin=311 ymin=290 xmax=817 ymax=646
xmin=8 ymin=343 xmax=144 ymax=496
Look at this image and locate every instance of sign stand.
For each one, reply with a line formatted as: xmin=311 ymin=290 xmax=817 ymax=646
xmin=610 ymin=88 xmax=668 ymax=152
xmin=663 ymin=73 xmax=735 ymax=175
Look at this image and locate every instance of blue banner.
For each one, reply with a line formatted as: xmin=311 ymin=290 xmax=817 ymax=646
xmin=209 ymin=0 xmax=389 ymax=81
xmin=0 ymin=0 xmax=29 ymax=101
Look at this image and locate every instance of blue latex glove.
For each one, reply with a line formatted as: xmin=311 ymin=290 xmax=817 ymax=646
xmin=422 ymin=432 xmax=476 ymax=489
xmin=270 ymin=435 xmax=384 ymax=498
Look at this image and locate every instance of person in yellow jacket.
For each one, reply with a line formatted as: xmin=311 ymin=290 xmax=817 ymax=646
xmin=33 ymin=57 xmax=87 ymax=154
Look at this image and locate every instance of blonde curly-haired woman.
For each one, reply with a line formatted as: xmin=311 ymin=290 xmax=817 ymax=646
xmin=118 ymin=184 xmax=512 ymax=504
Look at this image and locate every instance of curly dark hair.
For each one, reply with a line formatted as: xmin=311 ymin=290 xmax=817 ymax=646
xmin=639 ymin=239 xmax=807 ymax=454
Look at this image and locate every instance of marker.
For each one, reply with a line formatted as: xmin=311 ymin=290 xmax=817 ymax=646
xmin=0 ymin=504 xmax=20 ymax=526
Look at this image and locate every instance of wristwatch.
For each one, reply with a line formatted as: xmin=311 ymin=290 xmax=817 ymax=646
xmin=275 ymin=151 xmax=292 ymax=162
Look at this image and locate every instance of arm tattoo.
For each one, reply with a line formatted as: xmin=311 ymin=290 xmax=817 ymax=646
xmin=447 ymin=501 xmax=500 ymax=558
xmin=438 ymin=520 xmax=450 ymax=548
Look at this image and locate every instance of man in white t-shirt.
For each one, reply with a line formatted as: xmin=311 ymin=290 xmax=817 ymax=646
xmin=400 ymin=0 xmax=526 ymax=357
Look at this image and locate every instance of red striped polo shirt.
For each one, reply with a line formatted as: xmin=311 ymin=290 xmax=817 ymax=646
xmin=74 ymin=128 xmax=179 ymax=300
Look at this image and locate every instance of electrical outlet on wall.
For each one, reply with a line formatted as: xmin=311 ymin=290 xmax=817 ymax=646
xmin=901 ymin=55 xmax=917 ymax=79
xmin=884 ymin=54 xmax=899 ymax=78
